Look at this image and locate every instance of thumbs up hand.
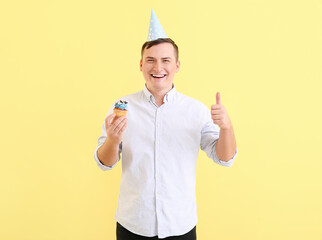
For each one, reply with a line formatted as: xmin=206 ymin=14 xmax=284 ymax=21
xmin=211 ymin=92 xmax=232 ymax=130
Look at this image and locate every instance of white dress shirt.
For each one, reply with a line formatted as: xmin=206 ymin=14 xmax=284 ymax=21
xmin=94 ymin=85 xmax=237 ymax=238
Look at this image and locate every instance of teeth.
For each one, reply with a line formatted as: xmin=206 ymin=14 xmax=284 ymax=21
xmin=152 ymin=74 xmax=166 ymax=77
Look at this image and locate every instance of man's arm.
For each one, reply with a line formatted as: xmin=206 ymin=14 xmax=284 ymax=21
xmin=215 ymin=126 xmax=236 ymax=161
xmin=97 ymin=113 xmax=127 ymax=167
xmin=211 ymin=92 xmax=237 ymax=162
xmin=97 ymin=139 xmax=120 ymax=167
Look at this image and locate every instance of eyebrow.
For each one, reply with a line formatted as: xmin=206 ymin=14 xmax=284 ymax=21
xmin=146 ymin=57 xmax=172 ymax=60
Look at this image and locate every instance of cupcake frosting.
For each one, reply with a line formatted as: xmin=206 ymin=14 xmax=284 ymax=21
xmin=114 ymin=100 xmax=128 ymax=110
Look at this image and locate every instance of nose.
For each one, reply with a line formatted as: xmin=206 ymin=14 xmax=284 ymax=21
xmin=153 ymin=61 xmax=162 ymax=73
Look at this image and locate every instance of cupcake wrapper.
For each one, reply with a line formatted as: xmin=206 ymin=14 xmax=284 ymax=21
xmin=113 ymin=108 xmax=127 ymax=117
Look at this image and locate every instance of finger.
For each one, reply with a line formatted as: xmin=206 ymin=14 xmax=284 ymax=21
xmin=212 ymin=115 xmax=222 ymax=120
xmin=114 ymin=119 xmax=127 ymax=133
xmin=216 ymin=92 xmax=221 ymax=105
xmin=105 ymin=113 xmax=116 ymax=126
xmin=118 ymin=121 xmax=128 ymax=134
xmin=211 ymin=109 xmax=222 ymax=115
xmin=211 ymin=104 xmax=222 ymax=110
xmin=111 ymin=117 xmax=126 ymax=131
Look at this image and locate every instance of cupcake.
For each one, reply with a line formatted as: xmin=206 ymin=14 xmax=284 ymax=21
xmin=113 ymin=100 xmax=128 ymax=117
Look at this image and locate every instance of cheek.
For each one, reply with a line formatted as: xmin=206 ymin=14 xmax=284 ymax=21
xmin=142 ymin=67 xmax=150 ymax=75
xmin=167 ymin=66 xmax=176 ymax=74
xmin=144 ymin=65 xmax=153 ymax=72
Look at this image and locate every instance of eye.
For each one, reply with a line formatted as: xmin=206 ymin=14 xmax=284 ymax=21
xmin=163 ymin=59 xmax=170 ymax=62
xmin=147 ymin=59 xmax=154 ymax=62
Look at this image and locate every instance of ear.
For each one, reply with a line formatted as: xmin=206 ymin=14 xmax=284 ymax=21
xmin=176 ymin=60 xmax=181 ymax=73
xmin=140 ymin=59 xmax=143 ymax=71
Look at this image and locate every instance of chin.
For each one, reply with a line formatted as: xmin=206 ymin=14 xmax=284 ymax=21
xmin=146 ymin=79 xmax=173 ymax=91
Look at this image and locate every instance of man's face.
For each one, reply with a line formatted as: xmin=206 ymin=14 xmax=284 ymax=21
xmin=140 ymin=43 xmax=180 ymax=93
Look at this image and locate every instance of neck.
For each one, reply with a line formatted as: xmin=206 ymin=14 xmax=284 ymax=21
xmin=146 ymin=84 xmax=173 ymax=107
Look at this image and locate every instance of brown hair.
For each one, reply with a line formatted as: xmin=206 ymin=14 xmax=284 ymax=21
xmin=141 ymin=38 xmax=179 ymax=62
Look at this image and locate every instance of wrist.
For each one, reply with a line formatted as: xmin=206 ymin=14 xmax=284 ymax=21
xmin=105 ymin=137 xmax=121 ymax=147
xmin=220 ymin=123 xmax=233 ymax=131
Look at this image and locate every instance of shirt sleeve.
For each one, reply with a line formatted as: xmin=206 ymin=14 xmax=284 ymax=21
xmin=94 ymin=103 xmax=122 ymax=171
xmin=200 ymin=107 xmax=237 ymax=167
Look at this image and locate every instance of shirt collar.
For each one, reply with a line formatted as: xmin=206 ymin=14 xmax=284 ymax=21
xmin=143 ymin=84 xmax=177 ymax=103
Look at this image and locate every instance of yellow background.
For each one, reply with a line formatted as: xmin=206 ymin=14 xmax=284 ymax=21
xmin=1 ymin=0 xmax=322 ymax=239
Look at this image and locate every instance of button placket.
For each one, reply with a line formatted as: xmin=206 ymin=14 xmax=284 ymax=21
xmin=154 ymin=107 xmax=162 ymax=229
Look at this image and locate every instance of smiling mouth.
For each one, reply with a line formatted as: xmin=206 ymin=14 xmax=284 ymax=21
xmin=151 ymin=74 xmax=167 ymax=79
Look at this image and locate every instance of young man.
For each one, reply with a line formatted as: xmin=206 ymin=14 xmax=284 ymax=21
xmin=94 ymin=10 xmax=237 ymax=240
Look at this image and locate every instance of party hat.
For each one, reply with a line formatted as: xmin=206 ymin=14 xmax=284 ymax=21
xmin=147 ymin=9 xmax=168 ymax=41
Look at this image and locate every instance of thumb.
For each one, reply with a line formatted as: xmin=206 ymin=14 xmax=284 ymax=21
xmin=216 ymin=92 xmax=221 ymax=105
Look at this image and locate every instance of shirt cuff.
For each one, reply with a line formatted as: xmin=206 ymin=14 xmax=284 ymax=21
xmin=94 ymin=144 xmax=119 ymax=171
xmin=214 ymin=147 xmax=238 ymax=167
